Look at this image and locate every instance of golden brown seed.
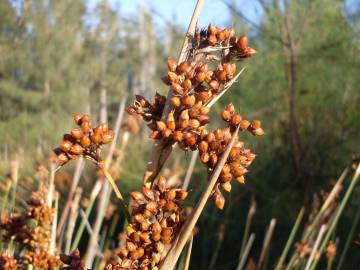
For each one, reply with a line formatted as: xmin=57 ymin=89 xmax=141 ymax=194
xmin=251 ymin=120 xmax=261 ymax=129
xmin=213 ymin=192 xmax=225 ymax=210
xmin=167 ymin=59 xmax=177 ymax=72
xmin=217 ymin=30 xmax=227 ymax=41
xmin=240 ymin=119 xmax=251 ymax=130
xmin=70 ymin=144 xmax=84 ymax=155
xmin=225 ymin=103 xmax=235 ymax=113
xmin=80 ymin=121 xmax=91 ymax=133
xmin=162 ymin=228 xmax=172 ymax=238
xmin=80 ymin=114 xmax=90 ymax=125
xmin=157 ymin=176 xmax=167 ymax=190
xmin=134 ymin=214 xmax=145 ymax=223
xmin=166 ymin=112 xmax=176 ymax=131
xmin=121 ymin=259 xmax=132 ymax=268
xmin=196 ymin=91 xmax=211 ymax=102
xmin=231 ymin=114 xmax=242 ymax=126
xmin=73 ymin=113 xmax=82 ymax=124
xmin=118 ymin=248 xmax=129 ymax=259
xmin=100 ymin=123 xmax=108 ymax=132
xmin=229 ymin=147 xmax=241 ymax=159
xmin=141 ymin=220 xmax=150 ymax=231
xmin=171 ymin=83 xmax=184 ymax=95
xmin=220 ymin=173 xmax=232 ymax=183
xmin=179 ymin=109 xmax=190 ymax=121
xmin=231 ymin=165 xmax=248 ymax=177
xmin=102 ymin=130 xmax=114 ymax=144
xmin=167 ymin=71 xmax=179 ymax=83
xmin=214 ymin=129 xmax=224 ymax=140
xmin=162 ymin=128 xmax=172 ymax=138
xmin=237 ymin=35 xmax=248 ymax=50
xmin=60 ymin=140 xmax=72 ymax=152
xmin=152 ymin=222 xmax=162 ymax=233
xmin=155 ymin=242 xmax=165 ymax=253
xmin=244 ymin=47 xmax=257 ymax=57
xmin=91 ymin=133 xmax=102 ymax=144
xmin=140 ymin=232 xmax=150 ymax=243
xmin=181 ymin=95 xmax=196 ymax=107
xmin=142 ymin=187 xmax=155 ymax=200
xmin=152 ymin=232 xmax=161 ymax=242
xmin=200 ymin=152 xmax=210 ymax=163
xmin=222 ymin=164 xmax=231 ymax=174
xmin=208 ymin=24 xmax=219 ymax=35
xmin=71 ymin=127 xmax=83 ymax=140
xmin=156 ymin=121 xmax=166 ymax=131
xmin=146 ymin=201 xmax=157 ymax=213
xmin=93 ymin=125 xmax=103 ymax=135
xmin=189 ymin=119 xmax=200 ymax=129
xmin=236 ymin=176 xmax=246 ymax=184
xmin=126 ymin=242 xmax=137 ymax=252
xmin=130 ymin=191 xmax=144 ymax=202
xmin=209 ymin=152 xmax=218 ymax=166
xmin=198 ymin=115 xmax=210 ymax=125
xmin=221 ymin=109 xmax=232 ymax=121
xmin=170 ymin=96 xmax=181 ymax=107
xmin=200 ymin=106 xmax=210 ymax=115
xmin=57 ymin=153 xmax=69 ymax=164
xmin=195 ymin=71 xmax=206 ymax=82
xmin=152 ymin=253 xmax=161 ymax=264
xmin=150 ymin=130 xmax=161 ymax=140
xmin=80 ymin=136 xmax=91 ymax=147
xmin=209 ymin=80 xmax=220 ymax=90
xmin=198 ymin=141 xmax=209 ymax=153
xmin=184 ymin=132 xmax=197 ymax=146
xmin=183 ymin=78 xmax=192 ymax=91
xmin=252 ymin=128 xmax=264 ymax=136
xmin=177 ymin=61 xmax=190 ymax=74
xmin=166 ymin=189 xmax=177 ymax=200
xmin=206 ymin=132 xmax=215 ymax=142
xmin=173 ymin=131 xmax=183 ymax=142
xmin=176 ymin=190 xmax=188 ymax=200
xmin=222 ymin=182 xmax=232 ymax=192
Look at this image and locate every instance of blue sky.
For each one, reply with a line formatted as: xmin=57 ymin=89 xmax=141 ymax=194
xmin=86 ymin=0 xmax=263 ymax=29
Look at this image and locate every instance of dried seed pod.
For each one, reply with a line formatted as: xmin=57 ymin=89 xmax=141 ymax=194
xmin=170 ymin=96 xmax=181 ymax=107
xmin=70 ymin=144 xmax=84 ymax=155
xmin=81 ymin=121 xmax=91 ymax=133
xmin=195 ymin=71 xmax=206 ymax=82
xmin=60 ymin=140 xmax=72 ymax=152
xmin=240 ymin=119 xmax=251 ymax=130
xmin=80 ymin=136 xmax=91 ymax=147
xmin=252 ymin=128 xmax=264 ymax=136
xmin=73 ymin=113 xmax=82 ymax=124
xmin=156 ymin=121 xmax=166 ymax=131
xmin=250 ymin=120 xmax=261 ymax=129
xmin=57 ymin=152 xmax=69 ymax=164
xmin=237 ymin=35 xmax=248 ymax=50
xmin=208 ymin=24 xmax=219 ymax=35
xmin=166 ymin=112 xmax=176 ymax=131
xmin=102 ymin=130 xmax=114 ymax=144
xmin=167 ymin=59 xmax=177 ymax=72
xmin=171 ymin=83 xmax=184 ymax=95
xmin=167 ymin=71 xmax=179 ymax=84
xmin=162 ymin=128 xmax=172 ymax=138
xmin=173 ymin=131 xmax=183 ymax=142
xmin=213 ymin=192 xmax=225 ymax=210
xmin=198 ymin=141 xmax=209 ymax=153
xmin=231 ymin=114 xmax=242 ymax=126
xmin=222 ymin=182 xmax=232 ymax=192
xmin=177 ymin=61 xmax=190 ymax=74
xmin=71 ymin=128 xmax=83 ymax=140
xmin=209 ymin=80 xmax=220 ymax=91
xmin=189 ymin=119 xmax=200 ymax=129
xmin=183 ymin=79 xmax=192 ymax=91
xmin=181 ymin=95 xmax=196 ymax=107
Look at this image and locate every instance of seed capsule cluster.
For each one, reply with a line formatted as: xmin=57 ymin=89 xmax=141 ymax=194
xmin=198 ymin=24 xmax=257 ymax=59
xmin=106 ymin=177 xmax=187 ymax=270
xmin=60 ymin=249 xmax=86 ymax=270
xmin=54 ymin=113 xmax=114 ymax=165
xmin=0 ymin=253 xmax=19 ymax=270
xmin=0 ymin=185 xmax=60 ymax=269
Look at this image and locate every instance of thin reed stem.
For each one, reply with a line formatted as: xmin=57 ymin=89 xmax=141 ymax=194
xmin=183 ymin=235 xmax=194 ymax=270
xmin=305 ymin=225 xmax=327 ymax=270
xmin=237 ymin=233 xmax=256 ymax=270
xmin=256 ymin=218 xmax=277 ymax=270
xmin=240 ymin=196 xmax=256 ymax=258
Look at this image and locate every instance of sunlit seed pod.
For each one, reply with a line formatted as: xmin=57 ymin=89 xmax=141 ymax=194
xmin=157 ymin=176 xmax=167 ymax=191
xmin=208 ymin=24 xmax=219 ymax=35
xmin=206 ymin=132 xmax=215 ymax=143
xmin=70 ymin=144 xmax=84 ymax=155
xmin=146 ymin=201 xmax=157 ymax=213
xmin=240 ymin=119 xmax=251 ymax=130
xmin=170 ymin=96 xmax=181 ymax=107
xmin=71 ymin=127 xmax=83 ymax=140
xmin=250 ymin=120 xmax=261 ymax=129
xmin=229 ymin=147 xmax=241 ymax=159
xmin=166 ymin=189 xmax=177 ymax=200
xmin=207 ymin=34 xmax=218 ymax=45
xmin=183 ymin=78 xmax=192 ymax=91
xmin=181 ymin=95 xmax=196 ymax=107
xmin=118 ymin=248 xmax=129 ymax=259
xmin=141 ymin=220 xmax=150 ymax=231
xmin=167 ymin=71 xmax=179 ymax=84
xmin=158 ymin=198 xmax=167 ymax=207
xmin=223 ymin=128 xmax=232 ymax=142
xmin=198 ymin=141 xmax=209 ymax=153
xmin=162 ymin=75 xmax=171 ymax=86
xmin=184 ymin=132 xmax=197 ymax=146
xmin=237 ymin=35 xmax=248 ymax=50
xmin=221 ymin=109 xmax=232 ymax=122
xmin=93 ymin=125 xmax=103 ymax=135
xmin=60 ymin=140 xmax=73 ymax=152
xmin=209 ymin=80 xmax=220 ymax=91
xmin=151 ymin=221 xmax=162 ymax=233
xmin=162 ymin=128 xmax=172 ymax=138
xmin=134 ymin=214 xmax=145 ymax=224
xmin=236 ymin=176 xmax=246 ymax=184
xmin=195 ymin=71 xmax=206 ymax=82
xmin=79 ymin=114 xmax=90 ymax=124
xmin=161 ymin=228 xmax=173 ymax=238
xmin=222 ymin=182 xmax=232 ymax=192
xmin=200 ymin=106 xmax=210 ymax=115
xmin=167 ymin=59 xmax=177 ymax=72
xmin=156 ymin=121 xmax=166 ymax=131
xmin=244 ymin=47 xmax=257 ymax=57
xmin=131 ymin=248 xmax=144 ymax=260
xmin=225 ymin=103 xmax=235 ymax=114
xmin=189 ymin=119 xmax=200 ymax=129
xmin=200 ymin=152 xmax=210 ymax=163
xmin=213 ymin=192 xmax=225 ymax=210
xmin=200 ymin=128 xmax=209 ymax=139
xmin=246 ymin=152 xmax=256 ymax=161
xmin=73 ymin=113 xmax=82 ymax=124
xmin=217 ymin=30 xmax=227 ymax=41
xmin=172 ymin=131 xmax=183 ymax=142
xmin=143 ymin=209 xmax=152 ymax=218
xmin=80 ymin=136 xmax=91 ymax=147
xmin=166 ymin=112 xmax=176 ymax=131
xmin=57 ymin=152 xmax=69 ymax=164
xmin=150 ymin=130 xmax=161 ymax=140
xmin=155 ymin=242 xmax=165 ymax=253
xmin=176 ymin=190 xmax=188 ymax=200
xmin=222 ymin=164 xmax=231 ymax=174
xmin=179 ymin=109 xmax=190 ymax=121
xmin=196 ymin=91 xmax=211 ymax=102
xmin=177 ymin=61 xmax=190 ymax=74
xmin=140 ymin=232 xmax=151 ymax=243
xmin=230 ymin=114 xmax=242 ymax=126
xmin=121 ymin=259 xmax=132 ymax=268
xmin=130 ymin=191 xmax=145 ymax=202
xmin=217 ymin=69 xmax=227 ymax=81
xmin=252 ymin=128 xmax=264 ymax=136
xmin=142 ymin=187 xmax=155 ymax=201
xmin=214 ymin=129 xmax=224 ymax=140
xmin=162 ymin=235 xmax=172 ymax=244
xmin=189 ymin=107 xmax=200 ymax=118
xmin=102 ymin=130 xmax=114 ymax=144
xmin=80 ymin=121 xmax=91 ymax=133
xmin=210 ymin=141 xmax=221 ymax=151
xmin=220 ymin=172 xmax=232 ymax=183
xmin=152 ymin=232 xmax=161 ymax=242
xmin=130 ymin=232 xmax=141 ymax=243
xmin=209 ymin=152 xmax=218 ymax=166
xmin=231 ymin=165 xmax=248 ymax=177
xmin=100 ymin=123 xmax=108 ymax=132
xmin=126 ymin=242 xmax=137 ymax=252
xmin=198 ymin=114 xmax=210 ymax=125
xmin=171 ymin=83 xmax=184 ymax=95
xmin=152 ymin=252 xmax=161 ymax=265
xmin=166 ymin=201 xmax=178 ymax=211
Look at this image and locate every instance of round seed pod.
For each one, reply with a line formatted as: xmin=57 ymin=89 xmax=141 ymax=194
xmin=73 ymin=113 xmax=82 ymax=124
xmin=209 ymin=152 xmax=218 ymax=166
xmin=172 ymin=131 xmax=183 ymax=142
xmin=161 ymin=128 xmax=172 ymax=138
xmin=240 ymin=119 xmax=251 ymax=130
xmin=102 ymin=130 xmax=114 ymax=144
xmin=229 ymin=147 xmax=241 ymax=159
xmin=251 ymin=120 xmax=261 ymax=129
xmin=195 ymin=71 xmax=206 ymax=82
xmin=167 ymin=59 xmax=177 ymax=72
xmin=166 ymin=189 xmax=177 ymax=200
xmin=222 ymin=182 xmax=232 ymax=192
xmin=166 ymin=112 xmax=176 ymax=131
xmin=208 ymin=24 xmax=219 ymax=35
xmin=170 ymin=96 xmax=181 ymax=107
xmin=209 ymin=80 xmax=219 ymax=91
xmin=198 ymin=141 xmax=209 ymax=153
xmin=252 ymin=128 xmax=264 ymax=136
xmin=213 ymin=192 xmax=225 ymax=210
xmin=189 ymin=119 xmax=200 ymax=129
xmin=80 ymin=136 xmax=91 ymax=148
xmin=177 ymin=61 xmax=190 ymax=74
xmin=231 ymin=114 xmax=242 ymax=126
xmin=57 ymin=152 xmax=69 ymax=164
xmin=60 ymin=140 xmax=73 ymax=152
xmin=221 ymin=109 xmax=232 ymax=121
xmin=167 ymin=71 xmax=179 ymax=84
xmin=126 ymin=242 xmax=137 ymax=252
xmin=237 ymin=35 xmax=248 ymax=51
xmin=220 ymin=172 xmax=232 ymax=183
xmin=80 ymin=121 xmax=91 ymax=133
xmin=236 ymin=176 xmax=246 ymax=184
xmin=183 ymin=79 xmax=192 ymax=91
xmin=196 ymin=91 xmax=212 ymax=102
xmin=70 ymin=144 xmax=84 ymax=155
xmin=71 ymin=128 xmax=83 ymax=140
xmin=244 ymin=47 xmax=257 ymax=57
xmin=181 ymin=95 xmax=196 ymax=107
xmin=93 ymin=125 xmax=103 ymax=135
xmin=171 ymin=83 xmax=184 ymax=95
xmin=156 ymin=121 xmax=166 ymax=131
xmin=214 ymin=129 xmax=224 ymax=140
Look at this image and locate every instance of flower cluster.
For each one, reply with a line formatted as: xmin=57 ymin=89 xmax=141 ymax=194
xmin=106 ymin=176 xmax=187 ymax=270
xmin=0 ymin=185 xmax=60 ymax=269
xmin=54 ymin=113 xmax=114 ymax=165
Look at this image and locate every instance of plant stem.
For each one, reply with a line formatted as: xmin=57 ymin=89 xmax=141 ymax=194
xmin=100 ymin=167 xmax=130 ymax=223
xmin=275 ymin=207 xmax=305 ymax=270
xmin=256 ymin=218 xmax=277 ymax=270
xmin=237 ymin=233 xmax=256 ymax=270
xmin=240 ymin=196 xmax=256 ymax=258
xmin=183 ymin=235 xmax=194 ymax=270
xmin=160 ymin=126 xmax=240 ymax=270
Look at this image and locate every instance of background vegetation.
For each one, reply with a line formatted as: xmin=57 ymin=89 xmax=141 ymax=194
xmin=0 ymin=0 xmax=359 ymax=269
